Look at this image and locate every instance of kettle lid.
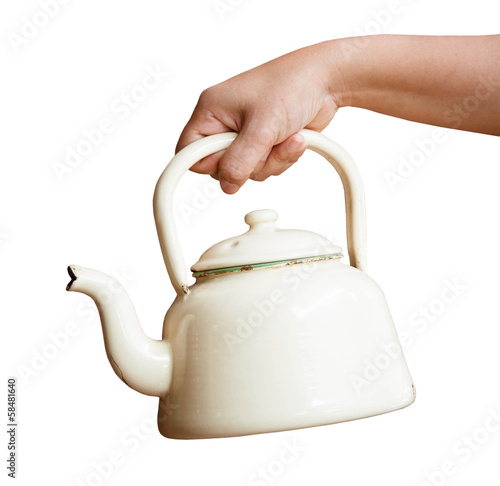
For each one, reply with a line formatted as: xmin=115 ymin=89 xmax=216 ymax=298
xmin=191 ymin=209 xmax=342 ymax=274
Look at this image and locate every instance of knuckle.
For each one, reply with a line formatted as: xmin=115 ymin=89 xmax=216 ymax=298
xmin=244 ymin=118 xmax=279 ymax=145
xmin=254 ymin=126 xmax=277 ymax=146
xmin=197 ymin=87 xmax=215 ymax=106
xmin=272 ymin=149 xmax=289 ymax=163
xmin=238 ymin=144 xmax=259 ymax=162
xmin=221 ymin=168 xmax=248 ymax=184
xmin=269 ymin=148 xmax=290 ymax=165
xmin=220 ymin=160 xmax=251 ymax=184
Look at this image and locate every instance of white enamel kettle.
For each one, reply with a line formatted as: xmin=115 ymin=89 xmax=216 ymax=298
xmin=67 ymin=129 xmax=415 ymax=439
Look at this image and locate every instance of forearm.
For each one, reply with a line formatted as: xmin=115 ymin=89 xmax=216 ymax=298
xmin=178 ymin=34 xmax=500 ymax=193
xmin=331 ymin=35 xmax=500 ymax=135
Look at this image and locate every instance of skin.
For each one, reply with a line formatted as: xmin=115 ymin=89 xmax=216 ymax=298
xmin=176 ymin=34 xmax=500 ymax=194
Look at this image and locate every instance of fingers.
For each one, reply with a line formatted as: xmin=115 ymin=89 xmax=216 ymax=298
xmin=175 ymin=90 xmax=309 ymax=193
xmin=251 ymin=133 xmax=307 ymax=181
xmin=184 ymin=128 xmax=308 ymax=190
xmin=175 ymin=90 xmax=238 ymax=178
xmin=175 ymin=89 xmax=225 ymax=153
xmin=189 ymin=151 xmax=223 ymax=178
xmin=217 ymin=121 xmax=278 ymax=194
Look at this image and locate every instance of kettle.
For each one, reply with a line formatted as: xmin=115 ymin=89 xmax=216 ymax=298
xmin=67 ymin=129 xmax=415 ymax=439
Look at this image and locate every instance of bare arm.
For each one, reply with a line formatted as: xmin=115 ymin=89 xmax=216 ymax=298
xmin=177 ymin=34 xmax=500 ymax=194
xmin=341 ymin=35 xmax=500 ymax=134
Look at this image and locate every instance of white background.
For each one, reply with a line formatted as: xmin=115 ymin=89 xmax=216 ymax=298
xmin=2 ymin=1 xmax=500 ymax=485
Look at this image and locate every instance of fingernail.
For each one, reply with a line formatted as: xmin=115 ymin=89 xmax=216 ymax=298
xmin=261 ymin=148 xmax=272 ymax=161
xmin=220 ymin=180 xmax=240 ymax=194
xmin=287 ymin=133 xmax=306 ymax=153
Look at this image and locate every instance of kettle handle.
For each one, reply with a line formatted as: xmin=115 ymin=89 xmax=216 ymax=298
xmin=153 ymin=129 xmax=367 ymax=296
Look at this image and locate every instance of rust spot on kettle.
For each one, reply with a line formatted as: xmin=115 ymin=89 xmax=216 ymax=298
xmin=193 ymin=254 xmax=341 ymax=278
xmin=110 ymin=355 xmax=129 ymax=387
xmin=285 ymin=256 xmax=332 ymax=267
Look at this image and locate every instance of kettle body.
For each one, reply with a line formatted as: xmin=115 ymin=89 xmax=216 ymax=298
xmin=159 ymin=259 xmax=414 ymax=439
xmin=67 ymin=129 xmax=415 ymax=440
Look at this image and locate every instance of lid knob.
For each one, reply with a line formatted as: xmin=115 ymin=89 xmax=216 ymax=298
xmin=244 ymin=209 xmax=278 ymax=231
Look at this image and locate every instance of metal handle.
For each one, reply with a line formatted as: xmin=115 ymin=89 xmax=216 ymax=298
xmin=153 ymin=129 xmax=367 ymax=296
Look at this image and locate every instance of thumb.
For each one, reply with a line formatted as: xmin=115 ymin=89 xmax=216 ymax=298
xmin=218 ymin=122 xmax=277 ymax=194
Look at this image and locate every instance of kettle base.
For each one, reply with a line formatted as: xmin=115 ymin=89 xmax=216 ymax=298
xmin=156 ymin=384 xmax=415 ymax=440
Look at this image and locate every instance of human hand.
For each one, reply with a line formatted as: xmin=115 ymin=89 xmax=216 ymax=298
xmin=177 ymin=34 xmax=500 ymax=194
xmin=176 ymin=42 xmax=348 ymax=194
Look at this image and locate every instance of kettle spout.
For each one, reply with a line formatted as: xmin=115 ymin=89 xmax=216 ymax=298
xmin=66 ymin=265 xmax=172 ymax=397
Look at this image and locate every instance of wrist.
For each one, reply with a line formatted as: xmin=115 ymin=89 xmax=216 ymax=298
xmin=324 ymin=35 xmax=386 ymax=109
xmin=324 ymin=39 xmax=353 ymax=109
